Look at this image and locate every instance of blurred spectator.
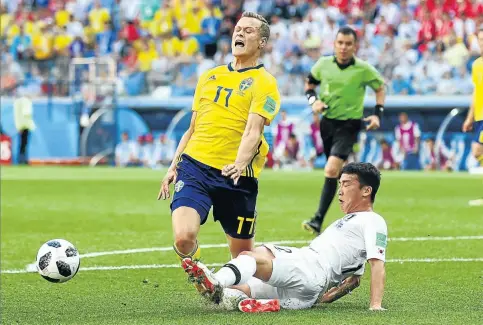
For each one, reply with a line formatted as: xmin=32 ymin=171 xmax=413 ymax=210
xmin=132 ymin=135 xmax=144 ymax=165
xmin=274 ymin=110 xmax=294 ymax=151
xmin=10 ymin=25 xmax=32 ymax=61
xmin=142 ymin=133 xmax=156 ymax=168
xmin=115 ymin=131 xmax=137 ymax=167
xmin=421 ymin=138 xmax=454 ymax=171
xmin=1 ymin=54 xmax=24 ymax=94
xmin=284 ymin=133 xmax=302 ymax=163
xmin=412 ymin=65 xmax=437 ymax=95
xmin=375 ymin=139 xmax=399 ymax=170
xmin=436 ymin=71 xmax=457 ymax=95
xmin=89 ymin=0 xmax=111 ymax=34
xmin=275 ymin=133 xmax=306 ymax=170
xmin=13 ymin=93 xmax=36 ymax=165
xmin=454 ymin=66 xmax=473 ymax=95
xmin=309 ymin=113 xmax=324 ymax=167
xmin=395 ymin=112 xmax=421 ymax=170
xmin=154 ymin=134 xmax=176 ymax=167
xmin=391 ymin=71 xmax=414 ymax=95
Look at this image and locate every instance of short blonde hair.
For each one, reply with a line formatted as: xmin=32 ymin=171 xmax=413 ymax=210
xmin=241 ymin=11 xmax=270 ymax=42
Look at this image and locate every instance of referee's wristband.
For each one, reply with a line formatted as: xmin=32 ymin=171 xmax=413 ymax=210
xmin=374 ymin=104 xmax=384 ymax=119
xmin=305 ymin=89 xmax=318 ymax=105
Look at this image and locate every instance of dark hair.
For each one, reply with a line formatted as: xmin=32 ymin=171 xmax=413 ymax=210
xmin=337 ymin=26 xmax=358 ymax=42
xmin=341 ymin=162 xmax=381 ymax=202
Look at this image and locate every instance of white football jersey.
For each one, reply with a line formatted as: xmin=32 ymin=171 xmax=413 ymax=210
xmin=309 ymin=211 xmax=388 ymax=286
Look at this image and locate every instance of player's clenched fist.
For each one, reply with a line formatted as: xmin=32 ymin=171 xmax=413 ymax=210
xmin=364 ymin=115 xmax=380 ymax=130
xmin=311 ymin=100 xmax=328 ymax=113
xmin=157 ymin=168 xmax=177 ymax=200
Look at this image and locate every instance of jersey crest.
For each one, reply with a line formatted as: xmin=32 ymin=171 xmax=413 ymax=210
xmin=238 ymin=77 xmax=254 ymax=96
xmin=239 ymin=77 xmax=253 ymax=91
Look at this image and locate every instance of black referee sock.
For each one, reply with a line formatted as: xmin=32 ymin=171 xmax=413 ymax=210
xmin=314 ymin=177 xmax=338 ymax=224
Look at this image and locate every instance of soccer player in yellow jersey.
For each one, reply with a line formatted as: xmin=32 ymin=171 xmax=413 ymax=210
xmin=157 ymin=12 xmax=280 ymax=269
xmin=463 ymin=27 xmax=483 ymax=206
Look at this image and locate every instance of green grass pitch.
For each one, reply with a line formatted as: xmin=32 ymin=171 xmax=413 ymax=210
xmin=1 ymin=167 xmax=482 ymax=325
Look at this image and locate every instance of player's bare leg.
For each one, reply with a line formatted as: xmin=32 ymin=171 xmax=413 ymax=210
xmin=303 ymin=155 xmax=344 ymax=234
xmin=172 ymin=207 xmax=207 ymax=293
xmin=469 ymin=143 xmax=483 ymax=206
xmin=172 ymin=207 xmax=201 ymax=259
xmin=471 ymin=142 xmax=483 ymax=167
xmin=225 ymin=234 xmax=254 ymax=258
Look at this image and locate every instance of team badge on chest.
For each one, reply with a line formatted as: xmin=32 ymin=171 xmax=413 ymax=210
xmin=238 ymin=77 xmax=254 ymax=96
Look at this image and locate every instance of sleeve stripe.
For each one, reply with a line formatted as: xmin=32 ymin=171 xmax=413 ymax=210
xmin=247 ymin=141 xmax=262 ymax=178
xmin=342 ymin=263 xmax=364 ymax=274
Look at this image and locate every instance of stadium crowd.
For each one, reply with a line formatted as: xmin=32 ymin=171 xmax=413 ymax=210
xmin=1 ymin=0 xmax=482 ymax=98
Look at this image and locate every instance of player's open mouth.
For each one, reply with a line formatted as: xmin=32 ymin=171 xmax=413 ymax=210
xmin=235 ymin=40 xmax=245 ymax=48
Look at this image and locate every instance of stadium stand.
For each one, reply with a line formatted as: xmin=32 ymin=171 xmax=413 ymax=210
xmin=1 ymin=0 xmax=481 ymax=98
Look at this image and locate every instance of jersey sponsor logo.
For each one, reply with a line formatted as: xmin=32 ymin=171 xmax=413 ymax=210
xmin=174 ymin=180 xmax=184 ymax=192
xmin=376 ymin=232 xmax=387 ymax=248
xmin=208 ymin=75 xmax=216 ymax=81
xmin=263 ymin=96 xmax=277 ymax=113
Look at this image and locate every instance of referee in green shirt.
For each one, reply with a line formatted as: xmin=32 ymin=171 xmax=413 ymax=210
xmin=302 ymin=27 xmax=386 ymax=235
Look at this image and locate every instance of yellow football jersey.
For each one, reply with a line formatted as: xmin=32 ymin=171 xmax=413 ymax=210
xmin=184 ymin=63 xmax=281 ymax=178
xmin=472 ymin=57 xmax=483 ymax=122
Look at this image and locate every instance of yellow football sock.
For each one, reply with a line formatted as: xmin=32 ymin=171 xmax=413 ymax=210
xmin=477 ymin=155 xmax=483 ymax=166
xmin=173 ymin=241 xmax=201 ymax=262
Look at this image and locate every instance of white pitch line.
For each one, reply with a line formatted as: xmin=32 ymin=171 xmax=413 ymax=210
xmin=2 ymin=258 xmax=483 ymax=275
xmin=17 ymin=235 xmax=483 ymax=273
xmin=80 ymin=235 xmax=483 ymax=259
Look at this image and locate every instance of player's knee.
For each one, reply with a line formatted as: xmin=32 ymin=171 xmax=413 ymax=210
xmin=174 ymin=231 xmax=197 ymax=254
xmin=324 ymin=164 xmax=340 ymax=178
xmin=325 ymin=157 xmax=344 ymax=178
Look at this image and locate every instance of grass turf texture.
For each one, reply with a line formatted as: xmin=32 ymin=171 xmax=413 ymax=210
xmin=1 ymin=167 xmax=482 ymax=324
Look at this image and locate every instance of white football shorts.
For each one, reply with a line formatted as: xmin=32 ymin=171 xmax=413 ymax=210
xmin=248 ymin=244 xmax=329 ymax=310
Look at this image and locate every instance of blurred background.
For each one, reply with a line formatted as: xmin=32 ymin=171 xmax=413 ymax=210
xmin=0 ymin=0 xmax=480 ymax=172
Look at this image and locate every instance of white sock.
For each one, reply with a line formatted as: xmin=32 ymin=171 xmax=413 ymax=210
xmin=215 ymin=255 xmax=256 ymax=287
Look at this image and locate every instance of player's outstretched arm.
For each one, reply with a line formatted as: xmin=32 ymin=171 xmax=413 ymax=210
xmin=368 ymin=258 xmax=386 ymax=311
xmin=157 ymin=112 xmax=197 ymax=200
xmin=222 ymin=113 xmax=265 ymax=184
xmin=317 ymin=275 xmax=361 ymax=304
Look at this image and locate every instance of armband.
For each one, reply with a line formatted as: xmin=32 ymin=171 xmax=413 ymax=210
xmin=307 ymin=73 xmax=321 ymax=86
xmin=374 ymin=104 xmax=384 ymax=119
xmin=305 ymin=89 xmax=318 ymax=105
